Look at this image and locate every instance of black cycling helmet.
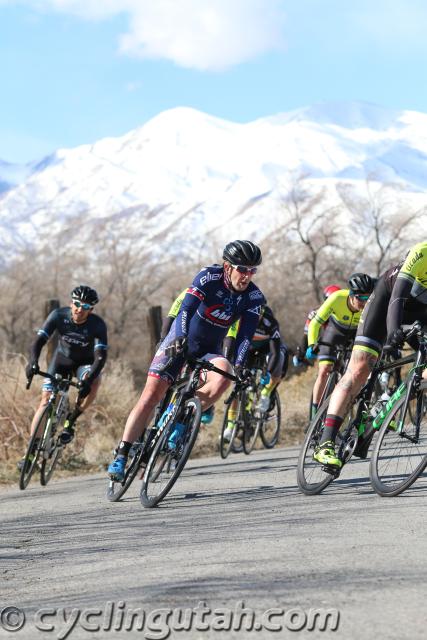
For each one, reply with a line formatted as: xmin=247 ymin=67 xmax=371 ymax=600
xmin=348 ymin=273 xmax=375 ymax=295
xmin=222 ymin=240 xmax=262 ymax=267
xmin=71 ymin=285 xmax=99 ymax=306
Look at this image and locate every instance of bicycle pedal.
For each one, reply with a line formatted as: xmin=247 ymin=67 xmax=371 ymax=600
xmin=321 ymin=464 xmax=341 ymax=478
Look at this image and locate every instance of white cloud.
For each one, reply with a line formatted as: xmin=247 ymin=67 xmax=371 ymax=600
xmin=118 ymin=0 xmax=287 ymax=71
xmin=9 ymin=0 xmax=286 ymax=71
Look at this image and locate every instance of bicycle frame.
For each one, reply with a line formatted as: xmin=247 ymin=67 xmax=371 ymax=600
xmin=372 ymin=338 xmax=426 ymax=438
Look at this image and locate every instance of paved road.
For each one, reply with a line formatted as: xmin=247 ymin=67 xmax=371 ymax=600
xmin=1 ymin=446 xmax=426 ymax=640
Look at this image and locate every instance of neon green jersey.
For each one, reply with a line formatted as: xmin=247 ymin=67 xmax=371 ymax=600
xmin=167 ymin=289 xmax=187 ymax=318
xmin=308 ymin=289 xmax=362 ymax=346
xmin=397 ymin=241 xmax=427 ymax=304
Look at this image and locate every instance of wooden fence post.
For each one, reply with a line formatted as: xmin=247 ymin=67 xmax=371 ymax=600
xmin=147 ymin=306 xmax=163 ymax=355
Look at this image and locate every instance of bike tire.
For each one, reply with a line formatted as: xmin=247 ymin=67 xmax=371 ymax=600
xmin=107 ymin=440 xmax=146 ymax=502
xmin=19 ymin=405 xmax=50 ymax=490
xmin=260 ymin=390 xmax=281 ymax=448
xmin=220 ymin=394 xmax=242 ymax=459
xmin=140 ymin=397 xmax=202 ymax=507
xmin=243 ymin=399 xmax=261 ymax=455
xmin=297 ymin=397 xmax=336 ymax=495
xmin=40 ymin=408 xmax=67 ymax=486
xmin=40 ymin=443 xmax=63 ymax=486
xmin=370 ymin=381 xmax=427 ymax=497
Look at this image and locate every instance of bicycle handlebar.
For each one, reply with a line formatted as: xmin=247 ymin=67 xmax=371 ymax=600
xmin=26 ymin=369 xmax=82 ymax=391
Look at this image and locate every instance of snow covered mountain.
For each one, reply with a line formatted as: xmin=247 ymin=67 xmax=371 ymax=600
xmin=1 ymin=101 xmax=426 ymax=265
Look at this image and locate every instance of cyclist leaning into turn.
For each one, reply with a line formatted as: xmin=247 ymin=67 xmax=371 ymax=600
xmin=159 ymin=289 xmax=217 ymax=426
xmin=108 ymin=240 xmax=266 ymax=482
xmin=293 ymin=284 xmax=341 ymax=367
xmin=313 ymin=241 xmax=427 ymax=470
xmin=306 ymin=273 xmax=375 ymax=420
xmin=18 ymin=286 xmax=108 ymax=470
xmin=221 ymin=304 xmax=289 ymax=441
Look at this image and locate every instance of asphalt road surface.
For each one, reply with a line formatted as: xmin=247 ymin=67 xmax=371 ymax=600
xmin=1 ymin=446 xmax=426 ymax=640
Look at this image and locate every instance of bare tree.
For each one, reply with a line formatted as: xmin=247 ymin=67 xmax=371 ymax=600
xmin=277 ymin=173 xmax=345 ymax=304
xmin=336 ymin=174 xmax=426 ymax=275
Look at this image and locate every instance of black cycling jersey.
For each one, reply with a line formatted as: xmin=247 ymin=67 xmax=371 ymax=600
xmin=33 ymin=307 xmax=108 ymax=365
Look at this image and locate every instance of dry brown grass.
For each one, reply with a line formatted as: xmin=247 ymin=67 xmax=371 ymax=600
xmin=0 ymin=355 xmax=316 ymax=485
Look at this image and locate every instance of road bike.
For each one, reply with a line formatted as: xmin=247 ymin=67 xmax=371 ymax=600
xmin=140 ymin=357 xmax=236 ymax=507
xmin=219 ymin=356 xmax=281 ymax=458
xmin=297 ymin=333 xmax=416 ymax=495
xmin=107 ymin=356 xmax=236 ymax=506
xmin=370 ymin=322 xmax=427 ymax=496
xmin=19 ymin=370 xmax=81 ymax=490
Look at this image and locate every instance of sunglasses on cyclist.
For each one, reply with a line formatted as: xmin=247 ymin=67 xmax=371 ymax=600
xmin=231 ymin=264 xmax=258 ymax=275
xmin=72 ymin=300 xmax=93 ymax=310
xmin=353 ymin=294 xmax=370 ymax=301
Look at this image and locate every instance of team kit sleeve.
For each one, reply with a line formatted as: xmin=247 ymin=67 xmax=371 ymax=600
xmin=30 ymin=308 xmax=60 ymax=362
xmin=307 ymin=297 xmax=334 ymax=346
xmin=234 ymin=292 xmax=266 ymax=367
xmin=167 ymin=289 xmax=187 ymax=318
xmin=87 ymin=320 xmax=109 ymax=382
xmin=386 ymin=245 xmax=424 ymax=337
xmin=173 ymin=270 xmax=210 ymax=339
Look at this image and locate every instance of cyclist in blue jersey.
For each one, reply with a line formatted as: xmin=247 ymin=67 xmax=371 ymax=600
xmin=18 ymin=286 xmax=108 ymax=470
xmin=108 ymin=240 xmax=266 ymax=482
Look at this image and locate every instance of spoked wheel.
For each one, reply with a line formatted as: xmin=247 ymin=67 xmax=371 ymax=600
xmin=19 ymin=406 xmax=50 ymax=490
xmin=107 ymin=440 xmax=146 ymax=502
xmin=370 ymin=381 xmax=427 ymax=497
xmin=220 ymin=394 xmax=243 ymax=459
xmin=243 ymin=399 xmax=261 ymax=455
xmin=40 ymin=436 xmax=63 ymax=486
xmin=260 ymin=390 xmax=281 ymax=448
xmin=297 ymin=398 xmax=336 ymax=495
xmin=140 ymin=398 xmax=201 ymax=507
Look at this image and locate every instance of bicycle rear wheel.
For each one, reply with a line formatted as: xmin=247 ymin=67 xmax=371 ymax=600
xmin=370 ymin=381 xmax=427 ymax=497
xmin=260 ymin=390 xmax=281 ymax=448
xmin=243 ymin=398 xmax=261 ymax=455
xmin=220 ymin=393 xmax=243 ymax=459
xmin=19 ymin=406 xmax=50 ymax=490
xmin=140 ymin=397 xmax=201 ymax=507
xmin=297 ymin=398 xmax=335 ymax=495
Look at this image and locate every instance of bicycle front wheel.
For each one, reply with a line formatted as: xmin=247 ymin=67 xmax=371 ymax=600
xmin=140 ymin=397 xmax=201 ymax=507
xmin=19 ymin=406 xmax=50 ymax=490
xmin=370 ymin=381 xmax=427 ymax=497
xmin=107 ymin=440 xmax=146 ymax=502
xmin=297 ymin=398 xmax=335 ymax=495
xmin=40 ymin=410 xmax=65 ymax=486
xmin=260 ymin=390 xmax=281 ymax=448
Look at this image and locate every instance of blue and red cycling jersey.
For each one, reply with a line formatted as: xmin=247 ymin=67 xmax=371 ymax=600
xmin=150 ymin=265 xmax=266 ymax=381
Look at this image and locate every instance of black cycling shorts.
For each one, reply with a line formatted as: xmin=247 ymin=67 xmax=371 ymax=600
xmin=354 ymin=275 xmax=427 ymax=357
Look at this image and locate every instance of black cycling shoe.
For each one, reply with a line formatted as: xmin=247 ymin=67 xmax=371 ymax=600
xmin=353 ymin=427 xmax=374 ymax=459
xmin=59 ymin=425 xmax=75 ymax=445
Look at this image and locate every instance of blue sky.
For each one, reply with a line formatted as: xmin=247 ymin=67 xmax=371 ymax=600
xmin=2 ymin=0 xmax=427 ymax=163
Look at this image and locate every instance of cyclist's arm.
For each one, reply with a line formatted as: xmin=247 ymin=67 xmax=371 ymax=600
xmin=160 ymin=289 xmax=187 ymax=340
xmin=386 ymin=277 xmax=413 ymax=338
xmin=234 ymin=303 xmax=265 ymax=367
xmin=307 ymin=299 xmax=333 ymax=346
xmin=29 ymin=309 xmax=60 ymax=361
xmin=85 ymin=323 xmax=108 ymax=383
xmin=174 ymin=287 xmax=204 ymax=339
